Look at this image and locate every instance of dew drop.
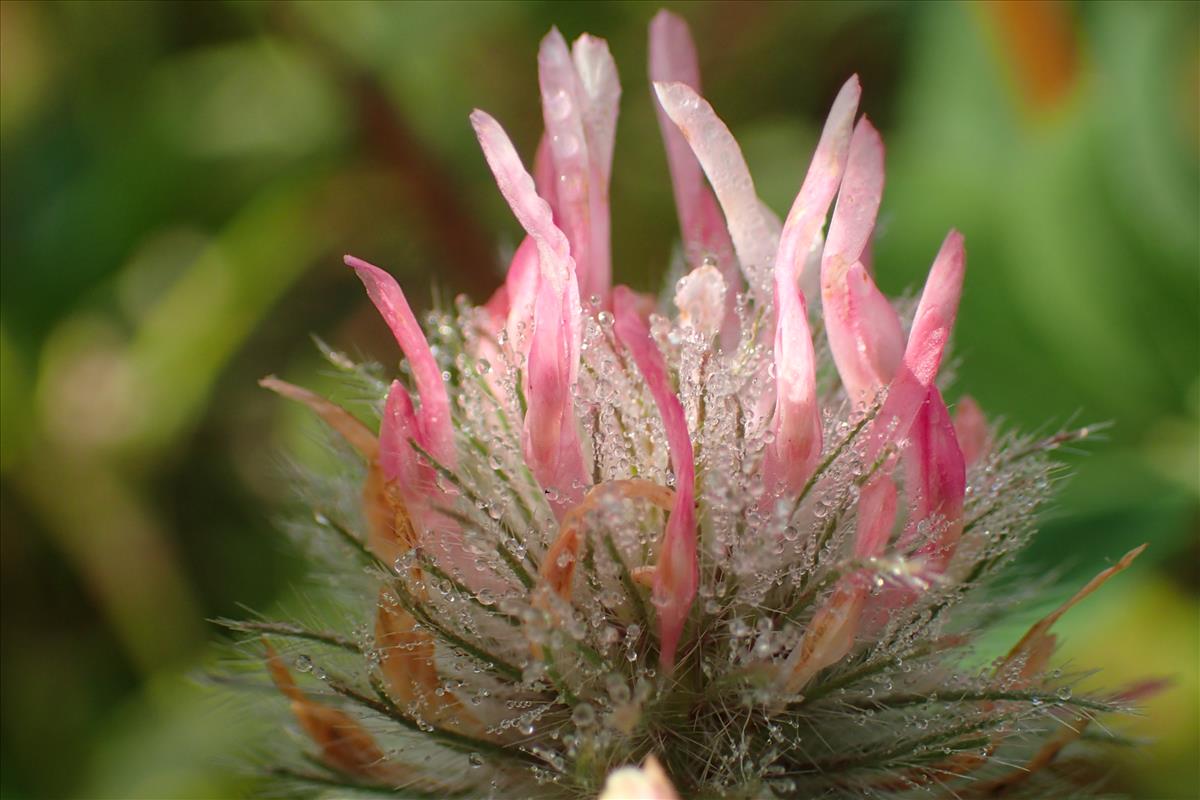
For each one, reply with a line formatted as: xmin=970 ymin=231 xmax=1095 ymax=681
xmin=571 ymin=703 xmax=596 ymax=727
xmin=546 ymin=88 xmax=572 ymax=121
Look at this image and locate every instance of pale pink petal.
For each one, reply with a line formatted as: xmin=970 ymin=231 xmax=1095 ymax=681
xmin=762 ymin=283 xmax=821 ymax=498
xmin=648 ymin=10 xmax=703 ymax=217
xmin=653 ymin=81 xmax=780 ymax=301
xmin=470 ymin=110 xmax=574 ymax=274
xmin=953 ymin=394 xmax=990 ymax=466
xmin=469 ymin=110 xmax=581 ymax=376
xmin=820 ymin=119 xmax=905 ymax=408
xmin=570 ymin=33 xmax=619 ymax=303
xmin=537 ymin=29 xmax=619 ymax=305
xmin=538 ymin=30 xmax=595 ymax=293
xmin=471 ymin=110 xmax=587 ymax=511
xmin=571 ymin=34 xmax=620 ymax=184
xmin=613 ymin=286 xmax=697 ymax=670
xmin=381 ymin=384 xmax=495 ymax=589
xmin=904 ymin=386 xmax=966 ymax=572
xmin=533 ymin=134 xmax=558 ymax=218
xmin=599 ymin=756 xmax=680 ymax=800
xmin=648 ymin=11 xmax=740 ymax=346
xmin=826 ymin=260 xmax=905 ymax=408
xmin=345 ymin=256 xmax=454 ymax=467
xmin=673 ymin=262 xmax=727 ymax=339
xmin=774 ymin=75 xmax=861 ymax=288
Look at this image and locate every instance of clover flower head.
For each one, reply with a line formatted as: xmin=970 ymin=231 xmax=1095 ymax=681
xmin=230 ymin=11 xmax=1151 ymax=799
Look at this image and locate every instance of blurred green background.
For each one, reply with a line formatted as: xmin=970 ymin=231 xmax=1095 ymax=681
xmin=1 ymin=1 xmax=1196 ymax=797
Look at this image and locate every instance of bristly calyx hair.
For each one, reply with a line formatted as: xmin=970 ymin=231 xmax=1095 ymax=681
xmin=221 ymin=10 xmax=1155 ymax=800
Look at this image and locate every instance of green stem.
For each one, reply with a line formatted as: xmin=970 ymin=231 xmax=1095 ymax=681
xmin=213 ymin=618 xmax=361 ymax=654
xmin=328 ymin=676 xmax=546 ymax=769
xmin=781 ymin=715 xmax=1017 ymax=775
xmin=387 ymin=576 xmax=524 ymax=682
xmin=838 ymin=688 xmax=1118 ymax=715
xmin=411 ymin=440 xmax=541 ymax=577
xmin=603 ymin=533 xmax=650 ymax=638
xmin=800 ymin=640 xmax=944 ymax=705
xmin=789 ymin=403 xmax=879 ymax=518
xmin=269 ymin=766 xmax=411 ymax=796
xmin=419 ymin=557 xmax=521 ymax=626
xmin=436 ymin=507 xmax=535 ymax=590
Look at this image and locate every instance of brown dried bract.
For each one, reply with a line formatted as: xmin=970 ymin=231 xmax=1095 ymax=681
xmin=264 ymin=641 xmax=406 ymax=785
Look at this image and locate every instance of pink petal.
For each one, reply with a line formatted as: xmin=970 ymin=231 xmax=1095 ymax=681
xmin=820 ymin=118 xmax=905 ymax=408
xmin=953 ymin=394 xmax=990 ymax=466
xmin=523 ymin=262 xmax=588 ymax=511
xmin=538 ymin=30 xmax=594 ymax=291
xmin=761 ymin=75 xmax=862 ymax=498
xmin=471 ymin=110 xmax=587 ymax=510
xmin=904 ymin=230 xmax=966 ymax=390
xmin=503 ymin=236 xmax=540 ymax=360
xmin=788 ymin=453 xmax=895 ymax=685
xmin=613 ymin=286 xmax=697 ymax=670
xmin=346 ymin=256 xmax=454 ymax=467
xmin=466 ymin=294 xmax=512 ymax=416
xmin=852 ymin=262 xmax=905 ymax=387
xmin=376 ymin=381 xmax=451 ymax=573
xmin=379 ymin=380 xmax=420 ymax=487
xmin=903 ymin=386 xmax=966 ymax=572
xmin=867 ymin=230 xmax=966 ymax=459
xmin=482 ymin=284 xmax=509 ymax=323
xmin=824 ymin=117 xmax=884 ymax=268
xmin=853 ymin=474 xmax=897 ymax=560
xmin=780 ymin=578 xmax=867 ymax=695
xmin=382 ymin=380 xmax=488 ymax=585
xmin=652 ymin=81 xmax=780 ymax=301
xmin=648 ymin=10 xmax=740 ymax=347
xmin=379 ymin=380 xmax=452 ymax=534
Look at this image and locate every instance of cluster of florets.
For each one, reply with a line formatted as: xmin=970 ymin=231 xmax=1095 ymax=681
xmin=226 ymin=11 xmax=1148 ymax=800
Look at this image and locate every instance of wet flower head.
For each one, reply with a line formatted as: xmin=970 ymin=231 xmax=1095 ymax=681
xmin=231 ymin=11 xmax=1152 ymax=799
